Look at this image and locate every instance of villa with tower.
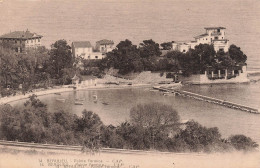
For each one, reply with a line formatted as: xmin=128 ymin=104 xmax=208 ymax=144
xmin=172 ymin=27 xmax=229 ymax=53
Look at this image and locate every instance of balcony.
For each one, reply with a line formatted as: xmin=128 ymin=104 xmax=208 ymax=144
xmin=211 ymin=32 xmax=222 ymax=36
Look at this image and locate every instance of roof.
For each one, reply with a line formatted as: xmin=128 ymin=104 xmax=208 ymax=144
xmin=96 ymin=39 xmax=114 ymax=45
xmin=72 ymin=41 xmax=92 ymax=48
xmin=194 ymin=33 xmax=209 ymax=39
xmin=0 ymin=30 xmax=42 ymax=39
xmin=172 ymin=41 xmax=190 ymax=45
xmin=204 ymin=27 xmax=226 ymax=30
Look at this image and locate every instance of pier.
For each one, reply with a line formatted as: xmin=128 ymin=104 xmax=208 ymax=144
xmin=153 ymin=86 xmax=260 ymax=114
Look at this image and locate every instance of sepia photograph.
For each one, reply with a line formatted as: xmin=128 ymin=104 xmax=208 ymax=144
xmin=0 ymin=0 xmax=260 ymax=167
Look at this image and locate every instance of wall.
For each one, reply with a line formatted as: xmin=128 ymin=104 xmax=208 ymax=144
xmin=74 ymin=47 xmax=93 ymax=58
xmin=99 ymin=44 xmax=114 ymax=53
xmin=24 ymin=38 xmax=41 ymax=48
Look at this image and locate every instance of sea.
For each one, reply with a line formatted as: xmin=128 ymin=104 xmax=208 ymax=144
xmin=0 ymin=0 xmax=260 ymax=71
xmin=2 ymin=0 xmax=260 ymax=144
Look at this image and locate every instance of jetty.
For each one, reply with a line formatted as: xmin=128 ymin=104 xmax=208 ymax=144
xmin=153 ymin=86 xmax=260 ymax=114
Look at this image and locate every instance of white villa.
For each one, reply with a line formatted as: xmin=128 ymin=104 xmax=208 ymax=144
xmin=96 ymin=39 xmax=114 ymax=53
xmin=172 ymin=27 xmax=229 ymax=53
xmin=72 ymin=39 xmax=114 ymax=60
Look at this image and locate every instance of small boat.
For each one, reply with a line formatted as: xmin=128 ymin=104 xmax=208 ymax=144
xmin=54 ymin=93 xmax=61 ymax=95
xmin=75 ymin=98 xmax=85 ymax=101
xmin=56 ymin=98 xmax=65 ymax=102
xmin=75 ymin=101 xmax=83 ymax=105
xmin=102 ymin=102 xmax=109 ymax=105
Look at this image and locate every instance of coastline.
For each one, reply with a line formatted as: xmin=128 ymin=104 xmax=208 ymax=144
xmin=0 ymin=83 xmax=152 ymax=105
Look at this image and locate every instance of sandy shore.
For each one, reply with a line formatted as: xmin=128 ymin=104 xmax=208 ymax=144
xmin=0 ymin=83 xmax=152 ymax=105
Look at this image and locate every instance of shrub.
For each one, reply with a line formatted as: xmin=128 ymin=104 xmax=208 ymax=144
xmin=229 ymin=135 xmax=259 ymax=151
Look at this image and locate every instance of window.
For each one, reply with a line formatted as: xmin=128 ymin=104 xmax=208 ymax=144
xmin=15 ymin=40 xmax=17 ymax=43
xmin=217 ymin=29 xmax=220 ymax=32
xmin=95 ymin=56 xmax=98 ymax=59
xmin=222 ymin=37 xmax=224 ymax=39
xmin=214 ymin=37 xmax=218 ymax=40
xmin=219 ymin=48 xmax=224 ymax=52
xmin=31 ymin=39 xmax=33 ymax=43
xmin=38 ymin=39 xmax=40 ymax=42
xmin=88 ymin=56 xmax=90 ymax=59
xmin=206 ymin=38 xmax=207 ymax=40
xmin=183 ymin=49 xmax=186 ymax=52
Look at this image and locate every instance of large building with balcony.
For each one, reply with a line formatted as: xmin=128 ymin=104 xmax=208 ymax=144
xmin=172 ymin=27 xmax=229 ymax=53
xmin=0 ymin=30 xmax=42 ymax=53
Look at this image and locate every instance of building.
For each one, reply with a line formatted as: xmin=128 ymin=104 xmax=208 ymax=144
xmin=172 ymin=27 xmax=229 ymax=53
xmin=72 ymin=41 xmax=93 ymax=59
xmin=72 ymin=40 xmax=114 ymax=60
xmin=96 ymin=39 xmax=114 ymax=53
xmin=186 ymin=64 xmax=250 ymax=84
xmin=0 ymin=30 xmax=43 ymax=53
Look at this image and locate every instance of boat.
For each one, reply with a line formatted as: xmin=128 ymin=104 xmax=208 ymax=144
xmin=93 ymin=94 xmax=98 ymax=103
xmin=75 ymin=101 xmax=83 ymax=105
xmin=166 ymin=82 xmax=182 ymax=88
xmin=102 ymin=102 xmax=109 ymax=105
xmin=56 ymin=98 xmax=65 ymax=102
xmin=75 ymin=98 xmax=85 ymax=101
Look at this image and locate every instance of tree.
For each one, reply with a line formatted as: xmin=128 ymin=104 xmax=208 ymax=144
xmin=160 ymin=42 xmax=172 ymax=50
xmin=139 ymin=39 xmax=161 ymax=58
xmin=176 ymin=120 xmax=222 ymax=152
xmin=228 ymin=44 xmax=247 ymax=64
xmin=130 ymin=103 xmax=180 ymax=132
xmin=192 ymin=44 xmax=216 ymax=72
xmin=102 ymin=39 xmax=143 ymax=74
xmin=75 ymin=110 xmax=104 ymax=150
xmin=228 ymin=135 xmax=258 ymax=151
xmin=48 ymin=40 xmax=73 ymax=78
xmin=0 ymin=47 xmax=19 ymax=88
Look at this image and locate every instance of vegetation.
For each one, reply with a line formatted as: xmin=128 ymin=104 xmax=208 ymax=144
xmin=0 ymin=38 xmax=248 ymax=97
xmin=100 ymin=39 xmax=247 ymax=76
xmin=0 ymin=97 xmax=258 ymax=153
xmin=0 ymin=39 xmax=78 ymax=97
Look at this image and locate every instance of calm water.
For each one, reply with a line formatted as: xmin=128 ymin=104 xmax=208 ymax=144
xmin=11 ymin=76 xmax=260 ymax=144
xmin=0 ymin=0 xmax=260 ymax=70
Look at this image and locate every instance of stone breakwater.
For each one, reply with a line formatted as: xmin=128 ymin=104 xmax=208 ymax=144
xmin=154 ymin=86 xmax=260 ymax=114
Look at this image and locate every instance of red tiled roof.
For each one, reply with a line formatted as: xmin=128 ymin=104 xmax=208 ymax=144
xmin=72 ymin=41 xmax=92 ymax=48
xmin=204 ymin=27 xmax=226 ymax=30
xmin=96 ymin=39 xmax=114 ymax=45
xmin=0 ymin=30 xmax=42 ymax=39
